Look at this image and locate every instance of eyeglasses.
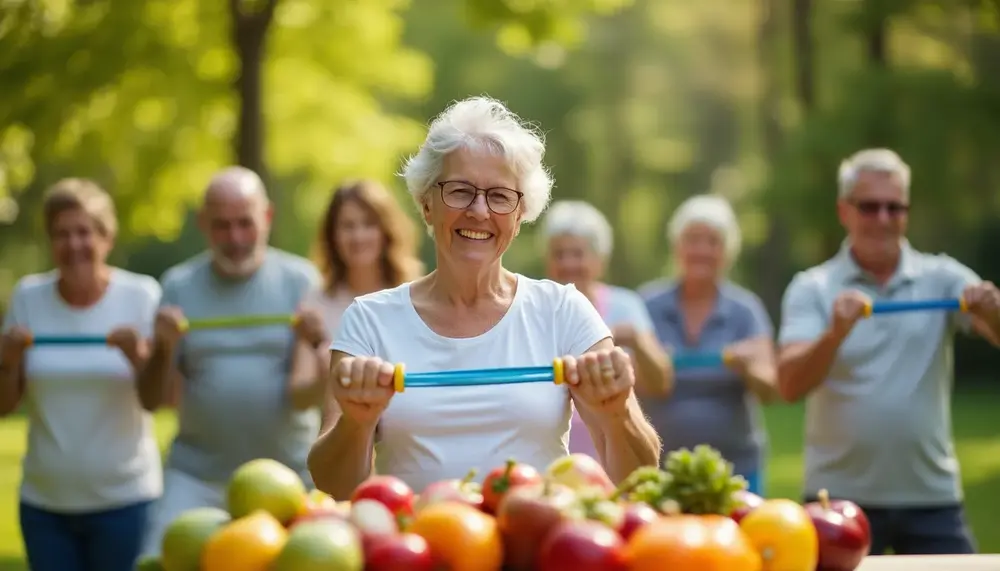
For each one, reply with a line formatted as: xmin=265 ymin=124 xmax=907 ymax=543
xmin=850 ymin=200 xmax=909 ymax=217
xmin=436 ymin=181 xmax=523 ymax=215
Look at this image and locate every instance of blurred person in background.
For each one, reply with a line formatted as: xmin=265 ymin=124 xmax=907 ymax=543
xmin=777 ymin=148 xmax=1000 ymax=555
xmin=0 ymin=179 xmax=162 ymax=571
xmin=309 ymin=97 xmax=660 ymax=499
xmin=541 ymin=199 xmax=672 ymax=460
xmin=303 ymin=179 xmax=424 ymax=429
xmin=640 ymin=194 xmax=778 ymax=495
xmin=137 ymin=167 xmax=328 ymax=559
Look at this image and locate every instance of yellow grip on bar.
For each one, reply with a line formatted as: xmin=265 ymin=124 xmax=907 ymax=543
xmin=862 ymin=301 xmax=873 ymax=318
xmin=959 ymin=296 xmax=968 ymax=313
xmin=553 ymin=357 xmax=565 ymax=386
xmin=393 ymin=363 xmax=406 ymax=393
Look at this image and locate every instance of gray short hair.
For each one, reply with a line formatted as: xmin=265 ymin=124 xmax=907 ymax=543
xmin=667 ymin=194 xmax=742 ymax=263
xmin=837 ymin=148 xmax=911 ymax=199
xmin=399 ymin=96 xmax=554 ymax=227
xmin=541 ymin=200 xmax=613 ymax=257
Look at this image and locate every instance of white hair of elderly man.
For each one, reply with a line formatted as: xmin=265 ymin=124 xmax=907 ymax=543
xmin=667 ymin=194 xmax=743 ymax=265
xmin=399 ymin=96 xmax=555 ymax=227
xmin=837 ymin=148 xmax=911 ymax=200
xmin=541 ymin=200 xmax=614 ymax=258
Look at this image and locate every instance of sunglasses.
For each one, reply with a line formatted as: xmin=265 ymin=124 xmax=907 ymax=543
xmin=850 ymin=200 xmax=909 ymax=217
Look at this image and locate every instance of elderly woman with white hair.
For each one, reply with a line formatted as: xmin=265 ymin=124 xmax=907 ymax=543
xmin=541 ymin=200 xmax=672 ymax=460
xmin=308 ymin=97 xmax=661 ymax=498
xmin=639 ymin=194 xmax=778 ymax=496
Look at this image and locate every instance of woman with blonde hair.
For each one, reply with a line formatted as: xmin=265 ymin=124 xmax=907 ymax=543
xmin=640 ymin=194 xmax=778 ymax=496
xmin=0 ymin=178 xmax=162 ymax=571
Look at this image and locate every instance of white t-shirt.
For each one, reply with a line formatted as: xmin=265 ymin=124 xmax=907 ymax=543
xmin=330 ymin=275 xmax=611 ymax=493
xmin=2 ymin=269 xmax=163 ymax=512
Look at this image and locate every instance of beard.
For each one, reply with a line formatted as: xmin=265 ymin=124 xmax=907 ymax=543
xmin=213 ymin=244 xmax=264 ymax=277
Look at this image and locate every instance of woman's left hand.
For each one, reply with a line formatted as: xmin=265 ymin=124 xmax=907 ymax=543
xmin=562 ymin=346 xmax=634 ymax=414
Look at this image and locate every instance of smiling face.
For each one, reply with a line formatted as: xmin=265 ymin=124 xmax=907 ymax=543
xmin=49 ymin=208 xmax=113 ymax=281
xmin=546 ymin=234 xmax=604 ymax=288
xmin=334 ymin=199 xmax=385 ymax=270
xmin=422 ymin=147 xmax=523 ymax=267
xmin=675 ymin=222 xmax=726 ymax=283
xmin=837 ymin=170 xmax=908 ymax=263
xmin=199 ymin=189 xmax=273 ymax=278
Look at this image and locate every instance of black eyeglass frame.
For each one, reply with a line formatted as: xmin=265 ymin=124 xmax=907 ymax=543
xmin=848 ymin=199 xmax=910 ymax=217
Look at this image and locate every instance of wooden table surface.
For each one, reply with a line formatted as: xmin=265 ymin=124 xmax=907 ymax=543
xmin=858 ymin=555 xmax=1000 ymax=570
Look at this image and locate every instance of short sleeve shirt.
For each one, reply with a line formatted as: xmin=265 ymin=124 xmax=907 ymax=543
xmin=639 ymin=279 xmax=774 ymax=476
xmin=330 ymin=275 xmax=611 ymax=493
xmin=777 ymin=241 xmax=981 ymax=506
xmin=161 ymin=249 xmax=323 ymax=484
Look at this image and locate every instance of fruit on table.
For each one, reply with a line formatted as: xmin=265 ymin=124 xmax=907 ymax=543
xmin=537 ymin=519 xmax=628 ymax=571
xmin=481 ymin=458 xmax=542 ymax=514
xmin=496 ymin=481 xmax=584 ymax=571
xmin=731 ymin=490 xmax=765 ymax=523
xmin=351 ymin=475 xmax=416 ymax=520
xmin=364 ymin=532 xmax=435 ymax=571
xmin=804 ymin=489 xmax=872 ymax=571
xmin=348 ymin=498 xmax=399 ymax=552
xmin=545 ymin=453 xmax=615 ymax=494
xmin=740 ymin=498 xmax=819 ymax=571
xmin=408 ymin=501 xmax=503 ymax=571
xmin=271 ymin=518 xmax=364 ymax=571
xmin=414 ymin=469 xmax=485 ymax=512
xmin=625 ymin=514 xmax=762 ymax=571
xmin=160 ymin=506 xmax=231 ymax=571
xmin=227 ymin=458 xmax=307 ymax=524
xmin=202 ymin=510 xmax=289 ymax=571
xmin=576 ymin=487 xmax=626 ymax=529
xmin=617 ymin=502 xmax=660 ymax=541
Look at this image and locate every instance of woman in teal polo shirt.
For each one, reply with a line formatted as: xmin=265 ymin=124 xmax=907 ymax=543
xmin=640 ymin=194 xmax=779 ymax=496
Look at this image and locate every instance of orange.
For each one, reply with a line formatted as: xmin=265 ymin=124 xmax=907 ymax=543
xmin=407 ymin=501 xmax=503 ymax=571
xmin=626 ymin=514 xmax=762 ymax=571
xmin=202 ymin=510 xmax=289 ymax=571
xmin=739 ymin=499 xmax=818 ymax=571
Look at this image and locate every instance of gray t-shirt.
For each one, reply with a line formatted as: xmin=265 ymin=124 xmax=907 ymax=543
xmin=639 ymin=279 xmax=773 ymax=476
xmin=779 ymin=242 xmax=981 ymax=507
xmin=161 ymin=249 xmax=322 ymax=484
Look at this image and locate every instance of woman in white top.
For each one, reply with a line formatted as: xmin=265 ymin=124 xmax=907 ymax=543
xmin=0 ymin=179 xmax=162 ymax=571
xmin=308 ymin=96 xmax=662 ymax=497
xmin=541 ymin=200 xmax=673 ymax=460
xmin=303 ymin=179 xmax=424 ymax=425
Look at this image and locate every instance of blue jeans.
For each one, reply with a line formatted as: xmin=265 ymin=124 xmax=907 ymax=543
xmin=19 ymin=499 xmax=153 ymax=571
xmin=803 ymin=496 xmax=976 ymax=555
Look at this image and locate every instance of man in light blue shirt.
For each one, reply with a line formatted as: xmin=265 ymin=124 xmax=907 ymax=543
xmin=777 ymin=148 xmax=1000 ymax=555
xmin=137 ymin=167 xmax=329 ymax=558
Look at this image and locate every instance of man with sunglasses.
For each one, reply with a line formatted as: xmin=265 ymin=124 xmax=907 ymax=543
xmin=776 ymin=148 xmax=1000 ymax=556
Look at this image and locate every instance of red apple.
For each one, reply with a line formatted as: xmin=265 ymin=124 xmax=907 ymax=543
xmin=730 ymin=490 xmax=764 ymax=523
xmin=804 ymin=489 xmax=872 ymax=571
xmin=617 ymin=502 xmax=659 ymax=541
xmin=364 ymin=532 xmax=434 ymax=571
xmin=351 ymin=475 xmax=415 ymax=520
xmin=537 ymin=519 xmax=628 ymax=571
xmin=482 ymin=459 xmax=543 ymax=514
xmin=496 ymin=481 xmax=584 ymax=571
xmin=545 ymin=454 xmax=615 ymax=494
xmin=413 ymin=469 xmax=484 ymax=513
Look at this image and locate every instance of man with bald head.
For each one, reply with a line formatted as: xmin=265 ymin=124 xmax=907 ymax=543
xmin=137 ymin=167 xmax=328 ymax=558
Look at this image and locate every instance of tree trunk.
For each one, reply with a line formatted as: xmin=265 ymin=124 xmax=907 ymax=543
xmin=230 ymin=0 xmax=279 ymax=185
xmin=750 ymin=0 xmax=793 ymax=316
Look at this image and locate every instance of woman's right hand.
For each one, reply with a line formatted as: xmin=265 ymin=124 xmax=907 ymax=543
xmin=330 ymin=356 xmax=395 ymax=426
xmin=0 ymin=326 xmax=31 ymax=363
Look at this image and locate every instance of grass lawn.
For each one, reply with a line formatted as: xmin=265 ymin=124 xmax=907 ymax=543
xmin=0 ymin=389 xmax=996 ymax=568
